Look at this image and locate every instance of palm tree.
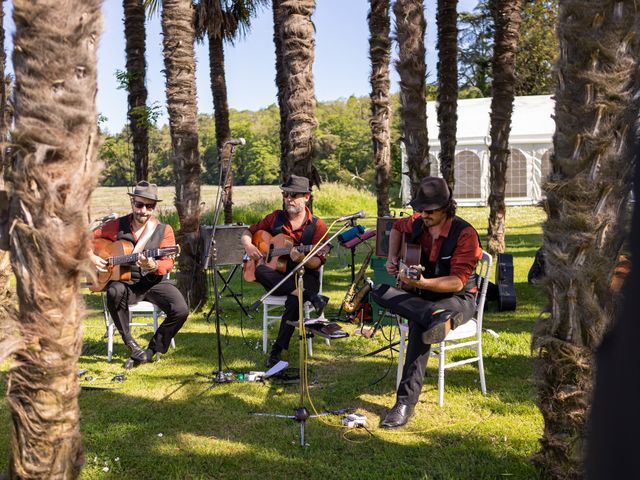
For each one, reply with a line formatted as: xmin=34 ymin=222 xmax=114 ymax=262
xmin=124 ymin=0 xmax=150 ymax=182
xmin=195 ymin=0 xmax=266 ymax=224
xmin=279 ymin=0 xmax=320 ymax=190
xmin=272 ymin=0 xmax=287 ymax=178
xmin=393 ymin=0 xmax=429 ymax=196
xmin=1 ymin=0 xmax=102 ymax=476
xmin=368 ymin=0 xmax=392 ymax=217
xmin=0 ymin=0 xmax=7 ymax=146
xmin=532 ymin=1 xmax=639 ymax=477
xmin=436 ymin=0 xmax=458 ymax=190
xmin=161 ymin=0 xmax=206 ymax=307
xmin=486 ymin=0 xmax=523 ymax=255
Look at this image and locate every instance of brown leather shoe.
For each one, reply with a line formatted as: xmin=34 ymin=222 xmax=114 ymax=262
xmin=422 ymin=310 xmax=462 ymax=344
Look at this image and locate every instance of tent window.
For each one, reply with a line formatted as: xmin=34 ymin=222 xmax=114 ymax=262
xmin=541 ymin=149 xmax=552 ymax=182
xmin=506 ymin=148 xmax=528 ymax=197
xmin=430 ymin=154 xmax=439 ymax=177
xmin=454 ymin=150 xmax=481 ymax=198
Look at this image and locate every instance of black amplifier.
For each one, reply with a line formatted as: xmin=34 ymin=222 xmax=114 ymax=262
xmin=199 ymin=224 xmax=247 ymax=266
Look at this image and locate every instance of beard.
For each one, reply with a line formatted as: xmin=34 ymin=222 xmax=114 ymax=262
xmin=286 ymin=203 xmax=305 ymax=216
xmin=133 ymin=212 xmax=150 ymax=225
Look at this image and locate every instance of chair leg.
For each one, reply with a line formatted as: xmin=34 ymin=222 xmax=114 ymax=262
xmin=262 ymin=304 xmax=269 ymax=354
xmin=478 ymin=344 xmax=487 ymax=395
xmin=438 ymin=343 xmax=446 ymax=407
xmin=107 ymin=323 xmax=115 ymax=362
xmin=307 ymin=335 xmax=313 ymax=356
xmin=396 ymin=327 xmax=407 ymax=389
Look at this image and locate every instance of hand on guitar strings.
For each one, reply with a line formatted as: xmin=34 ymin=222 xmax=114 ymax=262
xmin=289 ymin=246 xmax=304 ymax=263
xmin=90 ymin=251 xmax=108 ymax=273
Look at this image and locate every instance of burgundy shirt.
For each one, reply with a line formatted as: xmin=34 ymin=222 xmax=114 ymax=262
xmin=393 ymin=213 xmax=482 ymax=286
xmin=93 ymin=214 xmax=176 ymax=276
xmin=248 ymin=207 xmax=328 ymax=264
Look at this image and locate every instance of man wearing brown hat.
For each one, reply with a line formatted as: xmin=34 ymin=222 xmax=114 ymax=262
xmin=372 ymin=176 xmax=482 ymax=428
xmin=241 ymin=174 xmax=329 ymax=368
xmin=90 ymin=181 xmax=189 ymax=369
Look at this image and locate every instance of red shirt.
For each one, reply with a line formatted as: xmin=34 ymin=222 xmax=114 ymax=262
xmin=248 ymin=207 xmax=329 ymax=264
xmin=93 ymin=215 xmax=176 ymax=276
xmin=393 ymin=213 xmax=482 ymax=286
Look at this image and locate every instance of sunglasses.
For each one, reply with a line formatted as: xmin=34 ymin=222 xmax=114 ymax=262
xmin=420 ymin=208 xmax=442 ymax=215
xmin=282 ymin=192 xmax=306 ymax=199
xmin=133 ymin=200 xmax=157 ymax=210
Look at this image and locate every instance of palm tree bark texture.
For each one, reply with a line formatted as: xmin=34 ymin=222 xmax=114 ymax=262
xmin=436 ymin=0 xmax=458 ymax=190
xmin=532 ymin=1 xmax=639 ymax=478
xmin=124 ymin=0 xmax=149 ymax=182
xmin=279 ymin=0 xmax=321 ymax=193
xmin=368 ymin=0 xmax=392 ymax=217
xmin=0 ymin=0 xmax=102 ymax=477
xmin=393 ymin=0 xmax=429 ymax=197
xmin=161 ymin=0 xmax=206 ymax=308
xmin=272 ymin=0 xmax=288 ymax=180
xmin=486 ymin=0 xmax=523 ymax=255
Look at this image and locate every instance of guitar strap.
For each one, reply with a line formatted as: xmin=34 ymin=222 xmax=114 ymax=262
xmin=132 ymin=216 xmax=159 ymax=254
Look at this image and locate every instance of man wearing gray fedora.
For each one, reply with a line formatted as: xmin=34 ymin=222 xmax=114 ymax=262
xmin=90 ymin=181 xmax=189 ymax=369
xmin=372 ymin=176 xmax=482 ymax=428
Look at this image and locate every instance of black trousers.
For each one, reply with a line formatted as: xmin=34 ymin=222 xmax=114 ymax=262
xmin=106 ymin=280 xmax=189 ymax=354
xmin=254 ymin=264 xmax=320 ymax=351
xmin=371 ymin=284 xmax=475 ymax=406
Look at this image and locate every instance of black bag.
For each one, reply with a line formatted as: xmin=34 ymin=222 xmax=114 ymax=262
xmin=528 ymin=248 xmax=546 ymax=284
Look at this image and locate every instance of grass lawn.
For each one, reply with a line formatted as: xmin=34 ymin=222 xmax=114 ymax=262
xmin=0 ymin=184 xmax=546 ymax=479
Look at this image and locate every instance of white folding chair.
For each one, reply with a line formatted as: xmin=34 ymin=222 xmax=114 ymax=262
xmin=262 ymin=265 xmax=329 ymax=355
xmin=103 ymin=275 xmax=176 ymax=362
xmin=396 ymin=251 xmax=493 ymax=406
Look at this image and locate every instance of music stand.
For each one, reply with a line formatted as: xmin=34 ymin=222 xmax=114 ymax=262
xmin=249 ymin=221 xmax=353 ymax=447
xmin=202 ymin=142 xmax=241 ymax=384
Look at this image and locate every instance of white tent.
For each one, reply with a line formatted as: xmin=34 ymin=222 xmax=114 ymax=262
xmin=414 ymin=94 xmax=555 ymax=206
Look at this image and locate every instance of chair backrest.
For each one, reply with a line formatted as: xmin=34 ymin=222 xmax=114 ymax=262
xmin=472 ymin=251 xmax=493 ymax=328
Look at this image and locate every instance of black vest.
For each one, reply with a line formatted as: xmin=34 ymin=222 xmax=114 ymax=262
xmin=271 ymin=210 xmax=319 ymax=277
xmin=117 ymin=215 xmax=168 ymax=284
xmin=411 ymin=215 xmax=479 ymax=299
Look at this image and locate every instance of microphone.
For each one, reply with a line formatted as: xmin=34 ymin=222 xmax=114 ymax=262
xmin=336 ymin=210 xmax=366 ymax=223
xmin=224 ymin=138 xmax=246 ymax=146
xmin=95 ymin=213 xmax=118 ymax=223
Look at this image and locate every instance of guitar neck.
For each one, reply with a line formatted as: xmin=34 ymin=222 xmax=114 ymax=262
xmin=270 ymin=244 xmax=315 ymax=257
xmin=110 ymin=248 xmax=166 ymax=266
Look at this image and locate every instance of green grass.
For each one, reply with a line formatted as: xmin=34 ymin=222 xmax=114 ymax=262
xmin=0 ymin=185 xmax=547 ymax=479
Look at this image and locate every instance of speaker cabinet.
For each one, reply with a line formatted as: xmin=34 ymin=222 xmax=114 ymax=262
xmin=199 ymin=224 xmax=247 ymax=266
xmin=496 ymin=253 xmax=516 ymax=311
xmin=375 ymin=217 xmax=399 ymax=258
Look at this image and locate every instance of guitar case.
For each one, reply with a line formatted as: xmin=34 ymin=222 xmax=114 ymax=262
xmin=496 ymin=253 xmax=517 ymax=311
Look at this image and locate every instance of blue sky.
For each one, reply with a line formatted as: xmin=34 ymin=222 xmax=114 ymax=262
xmin=5 ymin=0 xmax=478 ymax=134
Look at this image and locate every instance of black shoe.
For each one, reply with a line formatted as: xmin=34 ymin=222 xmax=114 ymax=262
xmin=123 ymin=348 xmax=154 ymax=369
xmin=380 ymin=403 xmax=414 ymax=429
xmin=266 ymin=350 xmax=281 ymax=369
xmin=309 ymin=294 xmax=329 ymax=317
xmin=421 ymin=310 xmax=463 ymax=344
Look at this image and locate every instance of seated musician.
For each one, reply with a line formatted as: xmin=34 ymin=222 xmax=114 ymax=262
xmin=89 ymin=181 xmax=189 ymax=369
xmin=241 ymin=175 xmax=329 ymax=368
xmin=372 ymin=176 xmax=482 ymax=428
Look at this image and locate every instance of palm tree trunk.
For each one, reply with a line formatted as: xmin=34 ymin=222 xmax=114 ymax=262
xmin=486 ymin=0 xmax=523 ymax=255
xmin=280 ymin=0 xmax=320 ymax=192
xmin=124 ymin=0 xmax=149 ymax=182
xmin=272 ymin=0 xmax=288 ymax=180
xmin=209 ymin=31 xmax=233 ymax=224
xmin=393 ymin=0 xmax=429 ymax=196
xmin=436 ymin=0 xmax=458 ymax=190
xmin=2 ymin=0 xmax=102 ymax=476
xmin=368 ymin=0 xmax=392 ymax=217
xmin=0 ymin=0 xmax=7 ymax=147
xmin=161 ymin=0 xmax=206 ymax=309
xmin=532 ymin=1 xmax=639 ymax=477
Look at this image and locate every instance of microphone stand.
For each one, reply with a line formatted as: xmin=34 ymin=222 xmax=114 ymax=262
xmin=203 ymin=142 xmax=238 ymax=384
xmin=249 ymin=220 xmax=353 ymax=447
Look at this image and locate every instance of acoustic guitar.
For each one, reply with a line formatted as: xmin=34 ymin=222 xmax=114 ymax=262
xmin=397 ymin=235 xmax=423 ymax=290
xmin=242 ymin=230 xmax=330 ymax=282
xmin=89 ymin=238 xmax=180 ymax=292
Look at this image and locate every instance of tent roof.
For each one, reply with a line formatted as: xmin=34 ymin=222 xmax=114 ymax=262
xmin=427 ymin=94 xmax=554 ymax=147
